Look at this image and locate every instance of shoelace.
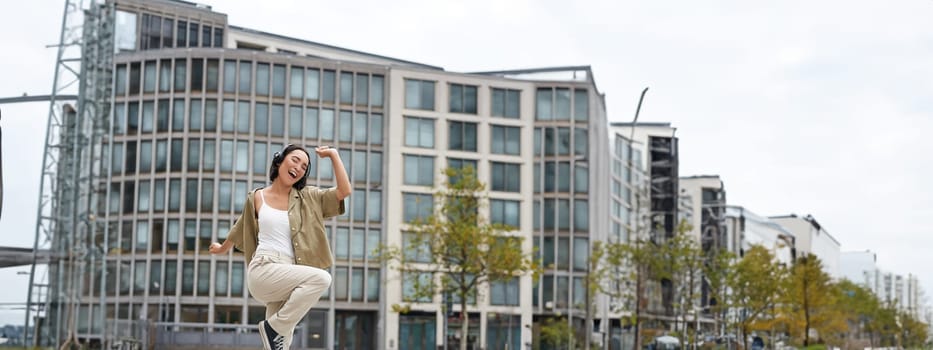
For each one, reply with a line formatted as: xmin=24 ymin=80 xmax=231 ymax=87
xmin=272 ymin=334 xmax=286 ymax=350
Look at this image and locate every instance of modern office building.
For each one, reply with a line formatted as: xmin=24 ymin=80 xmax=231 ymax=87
xmin=724 ymin=206 xmax=796 ymax=265
xmin=607 ymin=122 xmax=680 ymax=331
xmin=38 ymin=0 xmax=616 ymax=348
xmin=771 ymin=214 xmax=841 ymax=279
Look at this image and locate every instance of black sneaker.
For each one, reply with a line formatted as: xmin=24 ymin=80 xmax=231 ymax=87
xmin=258 ymin=320 xmax=286 ymax=350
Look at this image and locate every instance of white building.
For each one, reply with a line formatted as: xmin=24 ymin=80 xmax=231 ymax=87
xmin=770 ymin=214 xmax=841 ymax=279
xmin=679 ymin=175 xmax=727 ymax=246
xmin=840 ymin=250 xmax=879 ymax=290
xmin=724 ymin=206 xmax=795 ymax=265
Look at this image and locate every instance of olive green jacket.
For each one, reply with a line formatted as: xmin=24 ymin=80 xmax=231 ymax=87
xmin=226 ymin=186 xmax=345 ymax=269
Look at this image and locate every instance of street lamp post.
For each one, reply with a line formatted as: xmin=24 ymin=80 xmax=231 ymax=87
xmin=629 ymin=87 xmax=648 ymax=350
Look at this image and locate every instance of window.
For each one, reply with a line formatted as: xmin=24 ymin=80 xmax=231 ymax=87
xmin=305 ymin=69 xmax=320 ymax=100
xmin=237 ymin=101 xmax=250 ymax=133
xmin=402 ymin=272 xmax=433 ymax=302
xmin=238 ymin=61 xmax=252 ymax=94
xmin=320 ymin=109 xmax=335 ymax=141
xmin=304 ymin=107 xmax=318 ymax=139
xmin=368 ymin=190 xmax=382 ymax=221
xmin=174 ymin=99 xmax=187 ymax=132
xmin=403 ymin=232 xmax=430 ymax=263
xmin=115 ymin=65 xmax=127 ymax=95
xmin=491 ymin=88 xmax=520 ymax=118
xmin=573 ymin=237 xmax=588 ymax=271
xmin=404 ymin=155 xmax=435 ymax=186
xmin=352 ymin=190 xmax=366 ymax=222
xmin=187 ymin=140 xmax=200 ymax=171
xmin=253 ymin=142 xmax=267 ymax=176
xmin=290 ymin=66 xmax=303 ymax=99
xmin=370 ymin=114 xmax=383 ymax=145
xmin=574 ymin=128 xmax=588 ymax=156
xmin=159 ymin=60 xmax=171 ymax=92
xmin=490 ymin=162 xmax=520 ymax=192
xmin=272 ymin=65 xmax=286 ymax=97
xmin=574 ymin=90 xmax=589 ymax=120
xmin=340 ymin=72 xmax=353 ymax=103
xmin=491 ymin=125 xmax=520 ymax=155
xmin=256 ymin=63 xmax=270 ymax=95
xmin=449 ymin=83 xmax=477 ymax=114
xmin=405 ymin=79 xmax=435 ymax=110
xmin=339 ymin=111 xmax=352 ymax=142
xmin=271 ymin=104 xmax=285 ymax=137
xmin=141 ymin=102 xmax=154 ymax=133
xmin=557 ymin=237 xmax=570 ymax=269
xmin=574 ymin=200 xmax=588 ymax=231
xmin=352 ymin=150 xmax=367 ymax=182
xmin=489 ymin=277 xmax=519 ymax=306
xmin=367 ymin=269 xmax=380 ymax=301
xmin=355 ymin=74 xmax=369 ymax=106
xmin=558 ymin=161 xmax=570 ymax=192
xmin=190 ymin=59 xmax=204 ymax=92
xmin=555 ymin=88 xmax=571 ymax=120
xmin=446 ymin=158 xmax=477 ymax=185
xmin=173 ymin=59 xmax=186 ymax=92
xmin=403 ymin=193 xmax=433 ymax=222
xmin=448 ymin=121 xmax=477 ymax=152
xmin=144 ymin=61 xmax=156 ymax=93
xmin=175 ymin=20 xmax=187 ymax=47
xmin=322 ymin=70 xmax=335 ymax=102
xmin=369 ymin=152 xmax=383 ymax=184
xmin=557 ymin=127 xmax=571 ymax=155
xmin=335 ymin=228 xmax=350 ymax=259
xmin=354 ymin=112 xmax=368 ymax=143
xmin=404 ymin=117 xmax=434 ymax=148
xmin=575 ymin=165 xmax=588 ymax=193
xmin=289 ymin=106 xmax=302 ymax=139
xmin=489 ymin=199 xmax=519 ymax=228
xmin=223 ymin=60 xmax=236 ymax=93
xmin=399 ymin=314 xmax=437 ymax=350
xmin=206 ymin=59 xmax=219 ymax=92
xmin=371 ymin=75 xmax=384 ymax=107
xmin=535 ymin=88 xmax=552 ymax=120
xmin=351 ymin=229 xmax=366 ymax=259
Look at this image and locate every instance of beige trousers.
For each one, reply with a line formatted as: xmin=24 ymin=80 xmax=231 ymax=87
xmin=248 ymin=249 xmax=332 ymax=348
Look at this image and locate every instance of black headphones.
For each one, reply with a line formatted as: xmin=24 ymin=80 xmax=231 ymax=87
xmin=272 ymin=144 xmax=313 ymax=179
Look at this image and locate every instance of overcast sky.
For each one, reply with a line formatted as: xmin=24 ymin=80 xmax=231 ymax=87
xmin=1 ymin=0 xmax=931 ymax=326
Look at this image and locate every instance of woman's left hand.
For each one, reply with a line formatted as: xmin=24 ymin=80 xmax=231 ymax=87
xmin=315 ymin=146 xmax=337 ymax=158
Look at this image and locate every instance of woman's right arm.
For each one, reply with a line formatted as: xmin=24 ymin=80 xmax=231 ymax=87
xmin=209 ymin=240 xmax=234 ymax=254
xmin=209 ymin=190 xmax=258 ymax=255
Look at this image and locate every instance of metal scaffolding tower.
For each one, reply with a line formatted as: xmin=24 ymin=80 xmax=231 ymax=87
xmin=24 ymin=0 xmax=114 ymax=347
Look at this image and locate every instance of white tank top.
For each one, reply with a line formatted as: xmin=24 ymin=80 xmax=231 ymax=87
xmin=256 ymin=189 xmax=295 ymax=258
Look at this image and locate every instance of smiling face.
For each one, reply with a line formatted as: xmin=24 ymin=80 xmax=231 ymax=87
xmin=275 ymin=149 xmax=310 ymax=187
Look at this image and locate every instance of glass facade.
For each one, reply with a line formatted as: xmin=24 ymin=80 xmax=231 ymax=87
xmin=70 ymin=4 xmax=613 ymax=349
xmin=100 ymin=14 xmax=388 ymax=345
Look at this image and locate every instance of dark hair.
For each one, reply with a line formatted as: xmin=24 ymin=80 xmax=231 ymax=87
xmin=269 ymin=144 xmax=311 ymax=190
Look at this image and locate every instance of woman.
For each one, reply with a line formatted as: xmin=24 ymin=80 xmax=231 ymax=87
xmin=209 ymin=144 xmax=350 ymax=350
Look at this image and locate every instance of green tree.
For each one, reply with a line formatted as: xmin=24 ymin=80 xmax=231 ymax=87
xmin=702 ymin=248 xmax=735 ymax=343
xmin=835 ymin=279 xmax=881 ymax=346
xmin=899 ymin=311 xmax=930 ymax=348
xmin=727 ymin=245 xmax=785 ymax=350
xmin=537 ymin=316 xmax=575 ymax=349
xmin=380 ymin=166 xmax=538 ymax=350
xmin=595 ymin=234 xmax=661 ymax=350
xmin=658 ymin=227 xmax=706 ymax=348
xmin=781 ymin=255 xmax=843 ymax=346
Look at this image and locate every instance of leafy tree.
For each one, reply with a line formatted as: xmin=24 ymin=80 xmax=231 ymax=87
xmin=537 ymin=316 xmax=575 ymax=349
xmin=658 ymin=228 xmax=706 ymax=348
xmin=379 ymin=166 xmax=538 ymax=350
xmin=899 ymin=311 xmax=930 ymax=348
xmin=835 ymin=279 xmax=881 ymax=345
xmin=702 ymin=248 xmax=735 ymax=342
xmin=727 ymin=245 xmax=785 ymax=350
xmin=781 ymin=255 xmax=844 ymax=346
